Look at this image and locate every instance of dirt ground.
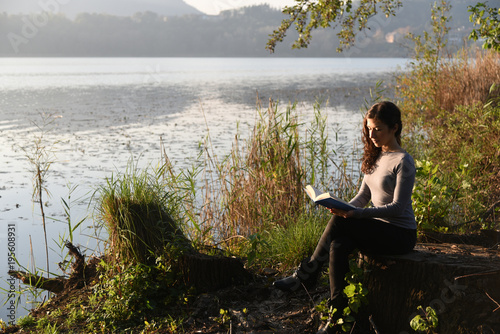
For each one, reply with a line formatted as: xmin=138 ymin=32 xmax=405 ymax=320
xmin=1 ymin=260 xmax=375 ymax=334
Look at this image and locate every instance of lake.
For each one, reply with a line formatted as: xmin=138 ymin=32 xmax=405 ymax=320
xmin=0 ymin=57 xmax=407 ymax=322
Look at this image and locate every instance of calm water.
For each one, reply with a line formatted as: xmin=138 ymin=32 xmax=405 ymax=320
xmin=0 ymin=57 xmax=407 ymax=321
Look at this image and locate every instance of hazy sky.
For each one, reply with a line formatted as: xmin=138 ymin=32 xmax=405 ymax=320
xmin=184 ymin=0 xmax=295 ymax=15
xmin=1 ymin=0 xmax=297 ymax=16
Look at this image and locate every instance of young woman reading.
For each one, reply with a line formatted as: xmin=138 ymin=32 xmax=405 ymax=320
xmin=273 ymin=101 xmax=417 ymax=333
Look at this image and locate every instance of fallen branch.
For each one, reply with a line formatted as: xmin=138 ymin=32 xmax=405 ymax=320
xmin=485 ymin=291 xmax=500 ymax=312
xmin=449 ymin=199 xmax=500 ymax=229
xmin=483 ymin=199 xmax=500 ymax=221
xmin=454 ymin=269 xmax=500 ymax=281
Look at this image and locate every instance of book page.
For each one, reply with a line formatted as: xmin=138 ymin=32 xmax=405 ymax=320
xmin=304 ymin=185 xmax=323 ymax=200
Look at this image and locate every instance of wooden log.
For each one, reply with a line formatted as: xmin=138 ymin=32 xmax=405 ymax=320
xmin=361 ymin=243 xmax=500 ymax=333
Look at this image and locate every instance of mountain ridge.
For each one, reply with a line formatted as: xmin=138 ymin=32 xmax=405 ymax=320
xmin=2 ymin=0 xmax=203 ymax=18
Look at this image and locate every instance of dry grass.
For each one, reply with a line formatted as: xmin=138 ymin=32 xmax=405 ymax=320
xmin=397 ymin=47 xmax=500 ymax=229
xmin=398 ymin=48 xmax=500 ymax=123
xmin=436 ymin=49 xmax=500 ymax=113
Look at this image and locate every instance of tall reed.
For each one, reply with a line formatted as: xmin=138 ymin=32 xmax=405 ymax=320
xmin=157 ymin=98 xmax=362 ymax=256
xmin=221 ymin=99 xmax=305 ymax=236
xmin=22 ymin=113 xmax=59 ymax=278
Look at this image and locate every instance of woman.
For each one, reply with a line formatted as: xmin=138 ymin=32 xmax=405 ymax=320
xmin=273 ymin=101 xmax=417 ymax=333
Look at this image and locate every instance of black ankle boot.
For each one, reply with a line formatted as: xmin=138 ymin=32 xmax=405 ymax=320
xmin=273 ymin=257 xmax=321 ymax=292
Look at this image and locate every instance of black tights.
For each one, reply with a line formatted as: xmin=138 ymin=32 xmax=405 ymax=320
xmin=310 ymin=215 xmax=416 ymax=300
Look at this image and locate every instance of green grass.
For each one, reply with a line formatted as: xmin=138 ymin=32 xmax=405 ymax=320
xmin=96 ymin=163 xmax=190 ymax=266
xmin=247 ymin=209 xmax=331 ymax=271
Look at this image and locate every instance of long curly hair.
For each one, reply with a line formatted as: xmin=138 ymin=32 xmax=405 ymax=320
xmin=361 ymin=101 xmax=402 ymax=174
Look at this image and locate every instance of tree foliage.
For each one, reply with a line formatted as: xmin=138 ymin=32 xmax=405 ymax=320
xmin=266 ymin=0 xmax=403 ymax=53
xmin=468 ymin=2 xmax=500 ymax=52
xmin=266 ymin=0 xmax=499 ymax=54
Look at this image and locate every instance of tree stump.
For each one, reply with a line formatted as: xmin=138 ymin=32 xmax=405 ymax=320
xmin=180 ymin=253 xmax=251 ymax=292
xmin=361 ymin=243 xmax=500 ymax=333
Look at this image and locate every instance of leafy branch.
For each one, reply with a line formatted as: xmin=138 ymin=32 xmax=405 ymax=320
xmin=266 ymin=0 xmax=403 ymax=53
xmin=410 ymin=305 xmax=438 ymax=333
xmin=468 ymin=2 xmax=500 ymax=52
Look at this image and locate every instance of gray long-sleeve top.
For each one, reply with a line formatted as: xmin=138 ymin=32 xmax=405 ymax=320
xmin=349 ymin=150 xmax=417 ymax=229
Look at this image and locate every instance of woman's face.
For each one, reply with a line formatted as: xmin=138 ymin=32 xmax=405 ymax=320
xmin=366 ymin=117 xmax=397 ymax=150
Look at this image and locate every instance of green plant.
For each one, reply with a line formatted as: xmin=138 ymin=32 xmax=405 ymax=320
xmin=245 ymin=233 xmax=268 ymax=268
xmin=164 ymin=314 xmax=184 ymax=333
xmin=430 ymin=102 xmax=500 ymax=230
xmin=344 ymin=258 xmax=369 ymax=314
xmin=17 ymin=315 xmax=36 ymax=328
xmin=408 ymin=97 xmax=500 ymax=231
xmin=4 ymin=254 xmax=53 ymax=318
xmin=90 ymin=255 xmax=187 ymax=331
xmin=413 ymin=160 xmax=453 ymax=231
xmin=59 ymin=184 xmax=88 ymax=244
xmin=36 ymin=316 xmax=59 ymax=333
xmin=395 ymin=0 xmax=500 ymax=231
xmin=215 ymin=308 xmax=231 ymax=325
xmin=410 ymin=305 xmax=438 ymax=333
xmin=155 ymin=97 xmax=363 ymax=258
xmin=51 ymin=184 xmax=90 ymax=275
xmin=140 ymin=319 xmax=161 ymax=333
xmin=221 ymin=100 xmax=306 ymax=235
xmin=315 ymin=257 xmax=368 ymax=333
xmin=65 ymin=305 xmax=86 ymax=329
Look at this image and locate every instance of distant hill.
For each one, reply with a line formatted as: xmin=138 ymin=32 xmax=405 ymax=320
xmin=0 ymin=2 xmax=477 ymax=57
xmin=2 ymin=0 xmax=202 ymax=18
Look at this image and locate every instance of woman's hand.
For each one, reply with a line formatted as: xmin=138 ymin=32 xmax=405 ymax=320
xmin=328 ymin=207 xmax=354 ymax=218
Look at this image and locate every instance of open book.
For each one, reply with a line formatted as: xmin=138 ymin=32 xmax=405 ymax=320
xmin=305 ymin=185 xmax=356 ymax=211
